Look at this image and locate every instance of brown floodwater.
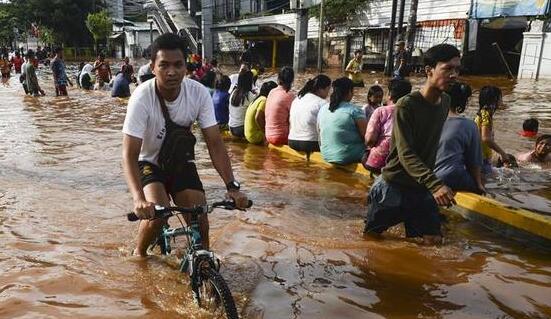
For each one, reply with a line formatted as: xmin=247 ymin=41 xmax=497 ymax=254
xmin=0 ymin=65 xmax=550 ymax=319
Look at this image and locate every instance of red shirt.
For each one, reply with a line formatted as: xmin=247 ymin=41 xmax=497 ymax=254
xmin=11 ymin=56 xmax=23 ymax=73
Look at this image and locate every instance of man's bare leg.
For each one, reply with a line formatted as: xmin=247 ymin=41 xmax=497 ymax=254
xmin=135 ymin=182 xmax=171 ymax=256
xmin=172 ymin=189 xmax=209 ymax=249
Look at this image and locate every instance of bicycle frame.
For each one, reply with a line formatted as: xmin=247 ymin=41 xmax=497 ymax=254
xmin=157 ymin=212 xmax=218 ymax=277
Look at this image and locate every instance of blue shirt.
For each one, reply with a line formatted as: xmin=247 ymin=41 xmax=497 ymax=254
xmin=318 ymin=101 xmax=366 ymax=164
xmin=111 ymin=73 xmax=131 ymax=98
xmin=212 ymin=90 xmax=230 ymax=125
xmin=435 ymin=116 xmax=483 ymax=192
xmin=51 ymin=58 xmax=68 ymax=86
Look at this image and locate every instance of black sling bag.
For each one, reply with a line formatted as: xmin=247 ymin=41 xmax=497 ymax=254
xmin=155 ymin=82 xmax=197 ymax=173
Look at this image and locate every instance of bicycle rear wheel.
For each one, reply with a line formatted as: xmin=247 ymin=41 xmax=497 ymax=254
xmin=196 ymin=267 xmax=239 ymax=319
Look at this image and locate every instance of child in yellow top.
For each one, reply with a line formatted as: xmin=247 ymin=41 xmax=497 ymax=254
xmin=474 ymin=86 xmax=515 ymax=174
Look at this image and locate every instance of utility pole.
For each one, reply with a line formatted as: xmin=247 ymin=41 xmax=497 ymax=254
xmin=397 ymin=0 xmax=406 ymax=40
xmin=405 ymin=0 xmax=419 ymax=52
xmin=317 ymin=0 xmax=324 ymax=73
xmin=384 ymin=0 xmax=398 ymax=76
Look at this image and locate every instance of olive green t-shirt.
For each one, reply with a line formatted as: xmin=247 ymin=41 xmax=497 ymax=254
xmin=381 ymin=91 xmax=450 ymax=192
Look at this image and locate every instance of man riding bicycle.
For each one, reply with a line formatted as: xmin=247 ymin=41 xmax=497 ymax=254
xmin=122 ymin=33 xmax=249 ymax=257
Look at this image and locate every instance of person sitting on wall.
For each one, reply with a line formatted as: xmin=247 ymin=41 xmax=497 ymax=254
xmin=318 ymin=77 xmax=367 ymax=165
xmin=434 ymin=82 xmax=485 ymax=194
xmin=363 ymin=78 xmax=412 ymax=174
xmin=288 ymin=74 xmax=331 ymax=155
xmin=265 ymin=66 xmax=296 ymax=146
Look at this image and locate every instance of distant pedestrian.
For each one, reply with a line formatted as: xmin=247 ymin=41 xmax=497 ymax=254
xmin=51 ymin=47 xmax=73 ymax=96
xmin=93 ymin=53 xmax=112 ymax=84
xmin=79 ymin=63 xmax=94 ymax=90
xmin=121 ymin=57 xmax=135 ymax=83
xmin=345 ymin=49 xmax=365 ymax=87
xmin=393 ymin=41 xmax=409 ymax=78
xmin=10 ymin=52 xmax=23 ymax=74
xmin=24 ymin=50 xmax=45 ymax=96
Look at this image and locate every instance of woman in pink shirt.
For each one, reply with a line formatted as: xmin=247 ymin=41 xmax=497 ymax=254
xmin=363 ymin=78 xmax=412 ymax=173
xmin=265 ymin=67 xmax=296 ymax=145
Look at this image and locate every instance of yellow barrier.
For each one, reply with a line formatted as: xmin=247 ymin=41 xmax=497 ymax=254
xmin=266 ymin=144 xmax=551 ymax=242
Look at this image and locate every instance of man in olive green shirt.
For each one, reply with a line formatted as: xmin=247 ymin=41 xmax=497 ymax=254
xmin=364 ymin=44 xmax=460 ymax=245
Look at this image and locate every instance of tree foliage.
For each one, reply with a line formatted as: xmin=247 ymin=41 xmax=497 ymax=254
xmin=0 ymin=0 xmax=104 ymax=46
xmin=86 ymin=9 xmax=112 ymax=44
xmin=309 ymin=0 xmax=369 ymax=30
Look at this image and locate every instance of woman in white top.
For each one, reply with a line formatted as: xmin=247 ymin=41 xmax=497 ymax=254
xmin=229 ymin=70 xmax=255 ymax=138
xmin=288 ymin=74 xmax=332 ymax=154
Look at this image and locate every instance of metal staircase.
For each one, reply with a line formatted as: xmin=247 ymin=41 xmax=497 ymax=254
xmin=147 ymin=0 xmax=200 ymax=53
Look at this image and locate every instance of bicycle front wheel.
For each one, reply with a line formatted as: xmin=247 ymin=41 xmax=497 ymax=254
xmin=197 ymin=267 xmax=239 ymax=319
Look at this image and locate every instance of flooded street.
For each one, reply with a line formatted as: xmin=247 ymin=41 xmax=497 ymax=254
xmin=0 ymin=67 xmax=550 ymax=318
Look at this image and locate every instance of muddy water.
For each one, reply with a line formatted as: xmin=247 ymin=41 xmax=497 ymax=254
xmin=0 ymin=67 xmax=550 ymax=319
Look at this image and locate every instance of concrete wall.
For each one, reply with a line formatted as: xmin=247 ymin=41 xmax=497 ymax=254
xmin=518 ymin=32 xmax=551 ymax=80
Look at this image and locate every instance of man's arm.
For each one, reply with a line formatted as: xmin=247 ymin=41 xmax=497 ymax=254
xmin=394 ymin=106 xmax=443 ymax=191
xmin=122 ymin=134 xmax=154 ymax=218
xmin=202 ymin=125 xmax=235 ymax=184
xmin=394 ymin=107 xmax=455 ymax=205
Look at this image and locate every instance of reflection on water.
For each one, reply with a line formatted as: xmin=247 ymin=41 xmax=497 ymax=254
xmin=0 ymin=68 xmax=550 ymax=318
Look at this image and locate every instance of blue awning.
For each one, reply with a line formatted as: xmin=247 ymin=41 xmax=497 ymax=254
xmin=471 ymin=0 xmax=550 ymax=19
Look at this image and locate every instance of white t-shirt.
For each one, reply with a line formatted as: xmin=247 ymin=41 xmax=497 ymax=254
xmin=288 ymin=93 xmax=328 ymax=141
xmin=229 ymin=73 xmax=239 ymax=93
xmin=137 ymin=62 xmax=152 ymax=84
xmin=228 ymin=91 xmax=255 ymax=128
xmin=122 ymin=78 xmax=217 ymax=165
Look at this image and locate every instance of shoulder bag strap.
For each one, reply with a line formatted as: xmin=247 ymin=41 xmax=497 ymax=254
xmin=154 ymin=80 xmax=172 ymax=124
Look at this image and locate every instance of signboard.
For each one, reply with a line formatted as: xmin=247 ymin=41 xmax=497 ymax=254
xmin=290 ymin=0 xmax=322 ymax=9
xmin=472 ymin=0 xmax=550 ymax=18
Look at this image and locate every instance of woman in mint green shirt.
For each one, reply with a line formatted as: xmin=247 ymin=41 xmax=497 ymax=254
xmin=318 ymin=77 xmax=367 ymax=165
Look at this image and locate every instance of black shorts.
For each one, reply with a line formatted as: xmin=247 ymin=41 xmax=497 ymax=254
xmin=138 ymin=161 xmax=204 ymax=197
xmin=230 ymin=126 xmax=245 ymax=138
xmin=364 ymin=177 xmax=442 ymax=237
xmin=288 ymin=140 xmax=320 ymax=153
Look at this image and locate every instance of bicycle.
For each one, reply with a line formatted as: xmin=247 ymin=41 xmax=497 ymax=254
xmin=127 ymin=199 xmax=253 ymax=319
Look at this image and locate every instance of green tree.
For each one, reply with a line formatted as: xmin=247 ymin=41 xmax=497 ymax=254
xmin=39 ymin=25 xmax=57 ymax=47
xmin=86 ymin=9 xmax=112 ymax=54
xmin=310 ymin=0 xmax=369 ymax=30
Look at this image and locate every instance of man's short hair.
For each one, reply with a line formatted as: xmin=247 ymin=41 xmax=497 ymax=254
xmin=354 ymin=49 xmax=363 ymax=55
xmin=423 ymin=44 xmax=460 ymax=68
xmin=151 ymin=33 xmax=188 ymax=62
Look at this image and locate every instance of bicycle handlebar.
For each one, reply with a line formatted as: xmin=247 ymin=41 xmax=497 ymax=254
xmin=127 ymin=199 xmax=253 ymax=222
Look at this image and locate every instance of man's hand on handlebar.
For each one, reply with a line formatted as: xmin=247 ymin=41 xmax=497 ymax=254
xmin=133 ymin=198 xmax=155 ymax=219
xmin=226 ymin=190 xmax=249 ymax=210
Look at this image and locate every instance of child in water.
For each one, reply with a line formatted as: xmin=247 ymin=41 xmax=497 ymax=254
xmin=520 ymin=118 xmax=539 ymax=137
xmin=362 ymin=84 xmax=384 ymax=120
xmin=474 ymin=86 xmax=516 ymax=174
xmin=517 ymin=134 xmax=551 ymax=163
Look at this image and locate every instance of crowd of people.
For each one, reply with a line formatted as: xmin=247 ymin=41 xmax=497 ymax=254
xmin=3 ymin=35 xmax=549 ymax=246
